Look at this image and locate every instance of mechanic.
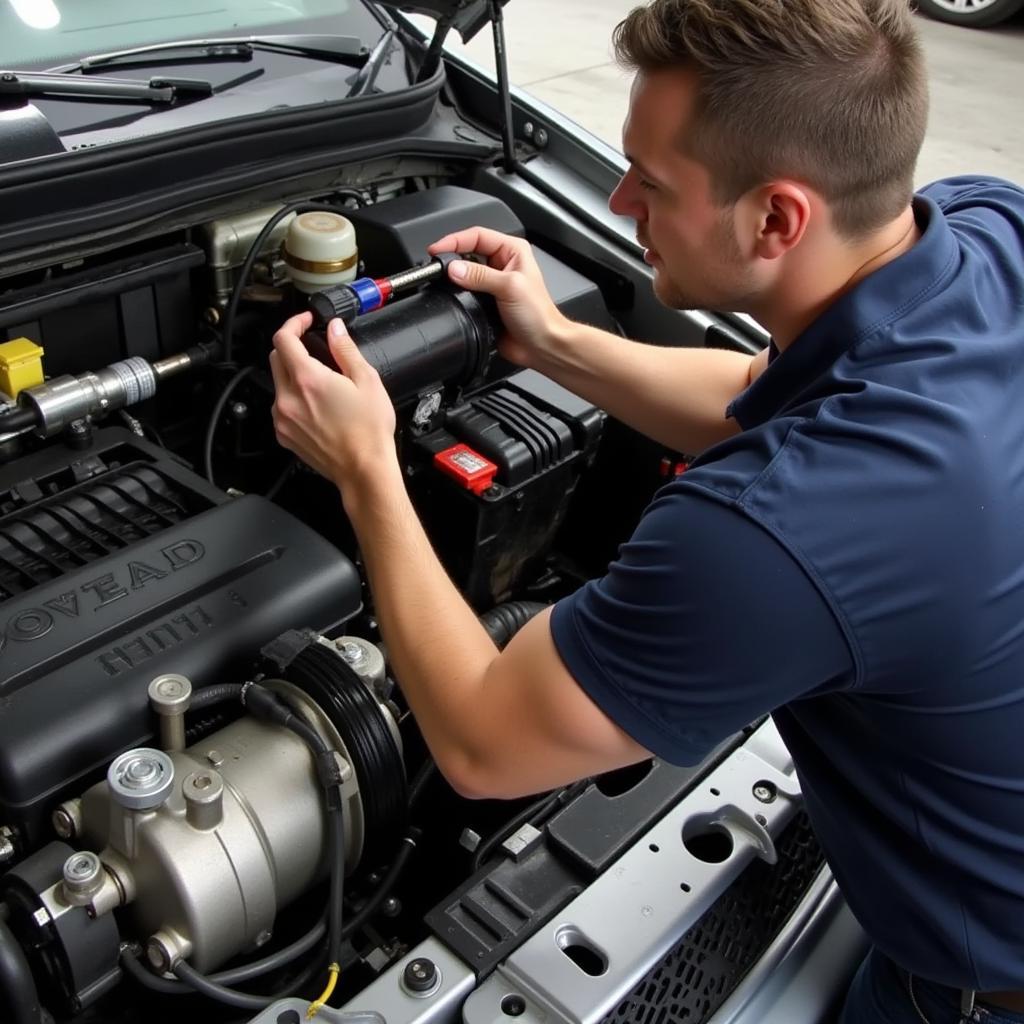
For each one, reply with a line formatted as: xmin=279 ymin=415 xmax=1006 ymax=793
xmin=269 ymin=1 xmax=1024 ymax=1022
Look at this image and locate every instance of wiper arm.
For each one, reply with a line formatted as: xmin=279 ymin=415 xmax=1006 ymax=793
xmin=347 ymin=29 xmax=397 ymax=97
xmin=47 ymin=35 xmax=369 ymax=75
xmin=0 ymin=71 xmax=213 ymax=104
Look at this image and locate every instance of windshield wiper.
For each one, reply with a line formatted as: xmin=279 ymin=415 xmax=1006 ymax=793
xmin=47 ymin=35 xmax=369 ymax=75
xmin=0 ymin=71 xmax=213 ymax=104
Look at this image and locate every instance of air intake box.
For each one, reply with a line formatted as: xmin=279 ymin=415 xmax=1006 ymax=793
xmin=0 ymin=429 xmax=360 ymax=841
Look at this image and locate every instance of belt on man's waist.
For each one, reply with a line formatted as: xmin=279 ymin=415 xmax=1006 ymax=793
xmin=978 ymin=989 xmax=1024 ymax=1013
xmin=909 ymin=974 xmax=1024 ymax=1021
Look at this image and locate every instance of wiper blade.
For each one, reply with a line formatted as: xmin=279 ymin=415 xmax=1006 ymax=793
xmin=47 ymin=35 xmax=369 ymax=75
xmin=0 ymin=71 xmax=213 ymax=104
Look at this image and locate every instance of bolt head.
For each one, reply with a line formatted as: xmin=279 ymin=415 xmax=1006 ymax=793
xmin=52 ymin=809 xmax=76 ymax=840
xmin=403 ymin=957 xmax=438 ymax=993
xmin=64 ymin=851 xmax=101 ymax=884
xmin=146 ymin=938 xmax=171 ymax=973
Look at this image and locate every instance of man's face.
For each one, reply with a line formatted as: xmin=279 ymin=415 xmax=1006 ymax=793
xmin=609 ymin=68 xmax=758 ymax=312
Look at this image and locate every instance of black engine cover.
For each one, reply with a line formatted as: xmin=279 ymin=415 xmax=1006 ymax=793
xmin=0 ymin=429 xmax=361 ymax=840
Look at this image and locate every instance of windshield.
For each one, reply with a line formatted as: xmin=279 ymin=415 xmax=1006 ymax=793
xmin=2 ymin=0 xmax=355 ymax=68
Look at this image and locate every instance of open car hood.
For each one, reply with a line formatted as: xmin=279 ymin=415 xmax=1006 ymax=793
xmin=377 ymin=0 xmax=510 ymax=42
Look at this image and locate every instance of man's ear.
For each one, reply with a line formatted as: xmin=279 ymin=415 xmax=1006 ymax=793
xmin=745 ymin=182 xmax=813 ymax=261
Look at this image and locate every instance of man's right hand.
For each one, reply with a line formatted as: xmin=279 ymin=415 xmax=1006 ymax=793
xmin=428 ymin=227 xmax=569 ymax=367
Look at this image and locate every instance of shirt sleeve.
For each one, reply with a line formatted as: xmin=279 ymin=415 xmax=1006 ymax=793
xmin=550 ymin=484 xmax=855 ymax=766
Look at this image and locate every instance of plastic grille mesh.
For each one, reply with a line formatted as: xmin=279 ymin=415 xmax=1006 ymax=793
xmin=601 ymin=812 xmax=825 ymax=1024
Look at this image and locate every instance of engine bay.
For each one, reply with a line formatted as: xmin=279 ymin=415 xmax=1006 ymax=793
xmin=0 ymin=172 xmax=823 ymax=1024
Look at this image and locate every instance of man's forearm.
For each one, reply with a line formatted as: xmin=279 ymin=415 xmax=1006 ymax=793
xmin=340 ymin=467 xmax=502 ymax=794
xmin=535 ymin=320 xmax=754 ymax=454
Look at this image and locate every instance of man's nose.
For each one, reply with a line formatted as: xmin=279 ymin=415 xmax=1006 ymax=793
xmin=609 ymin=174 xmax=645 ymax=222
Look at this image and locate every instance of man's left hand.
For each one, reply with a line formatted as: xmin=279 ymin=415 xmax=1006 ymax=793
xmin=269 ymin=312 xmax=398 ymax=491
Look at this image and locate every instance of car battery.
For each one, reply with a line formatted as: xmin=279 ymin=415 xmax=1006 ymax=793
xmin=409 ymin=369 xmax=604 ymax=609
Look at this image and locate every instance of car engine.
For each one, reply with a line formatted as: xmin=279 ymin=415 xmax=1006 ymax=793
xmin=0 ymin=174 xmax=837 ymax=1024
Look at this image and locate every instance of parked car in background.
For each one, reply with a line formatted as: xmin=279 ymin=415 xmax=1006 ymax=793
xmin=0 ymin=3 xmax=866 ymax=1024
xmin=917 ymin=0 xmax=1024 ymax=28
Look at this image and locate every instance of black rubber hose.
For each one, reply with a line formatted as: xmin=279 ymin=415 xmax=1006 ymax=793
xmin=0 ymin=914 xmax=43 ymax=1024
xmin=119 ymin=948 xmax=184 ymax=995
xmin=326 ymin=805 xmax=345 ymax=968
xmin=0 ymin=406 xmax=38 ymax=435
xmin=202 ymin=364 xmax=255 ymax=486
xmin=221 ymin=202 xmax=319 ymax=369
xmin=480 ymin=601 xmax=547 ymax=650
xmin=173 ymin=960 xmax=271 ymax=1011
xmin=471 ymin=780 xmax=589 ymax=872
xmin=189 ymin=683 xmax=245 ymax=712
xmin=339 ymin=832 xmax=418 ymax=940
xmin=215 ymin=916 xmax=326 ymax=985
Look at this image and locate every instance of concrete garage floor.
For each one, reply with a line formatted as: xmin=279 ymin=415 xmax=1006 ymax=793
xmin=445 ymin=4 xmax=1024 ymax=190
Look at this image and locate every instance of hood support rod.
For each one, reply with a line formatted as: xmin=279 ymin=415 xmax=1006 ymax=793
xmin=490 ymin=0 xmax=516 ymax=173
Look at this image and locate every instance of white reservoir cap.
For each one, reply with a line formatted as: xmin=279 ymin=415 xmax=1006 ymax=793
xmin=283 ymin=210 xmax=359 ymax=293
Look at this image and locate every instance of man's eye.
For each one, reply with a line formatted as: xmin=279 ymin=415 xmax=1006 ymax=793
xmin=638 ymin=178 xmax=657 ymax=192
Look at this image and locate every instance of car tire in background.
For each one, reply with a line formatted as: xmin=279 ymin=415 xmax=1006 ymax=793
xmin=916 ymin=0 xmax=1024 ymax=27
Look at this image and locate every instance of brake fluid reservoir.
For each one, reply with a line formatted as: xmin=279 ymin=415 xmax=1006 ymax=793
xmin=282 ymin=211 xmax=358 ymax=293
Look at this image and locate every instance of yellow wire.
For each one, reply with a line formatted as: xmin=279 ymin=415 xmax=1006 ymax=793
xmin=306 ymin=963 xmax=340 ymax=1020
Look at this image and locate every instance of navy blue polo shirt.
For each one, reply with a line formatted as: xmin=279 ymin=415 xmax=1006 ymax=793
xmin=551 ymin=177 xmax=1024 ymax=991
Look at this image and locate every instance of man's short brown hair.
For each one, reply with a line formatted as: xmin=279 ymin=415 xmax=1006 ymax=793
xmin=613 ymin=0 xmax=928 ymax=238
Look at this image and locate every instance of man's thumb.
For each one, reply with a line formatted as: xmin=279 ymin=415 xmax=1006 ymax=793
xmin=326 ymin=318 xmax=369 ymax=378
xmin=448 ymin=259 xmax=514 ymax=298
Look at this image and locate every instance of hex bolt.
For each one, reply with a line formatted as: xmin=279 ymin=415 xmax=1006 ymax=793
xmin=52 ymin=800 xmax=83 ymax=840
xmin=412 ymin=392 xmax=442 ymax=428
xmin=146 ymin=931 xmax=187 ymax=974
xmin=402 ymin=957 xmax=439 ymax=994
xmin=753 ymin=782 xmax=778 ymax=804
xmin=62 ymin=851 xmax=104 ymax=906
xmin=339 ymin=641 xmax=366 ymax=667
xmin=148 ymin=674 xmax=192 ymax=752
xmin=334 ymin=636 xmax=386 ymax=688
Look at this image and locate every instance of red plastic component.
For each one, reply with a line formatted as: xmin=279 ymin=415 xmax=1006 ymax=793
xmin=374 ymin=277 xmax=394 ymax=304
xmin=434 ymin=444 xmax=498 ymax=495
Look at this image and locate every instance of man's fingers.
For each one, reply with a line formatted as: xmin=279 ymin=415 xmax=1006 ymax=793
xmin=428 ymin=226 xmax=525 ymax=266
xmin=271 ymin=311 xmax=315 ymax=372
xmin=447 ymin=258 xmax=520 ymax=299
xmin=326 ymin=319 xmax=373 ymax=382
